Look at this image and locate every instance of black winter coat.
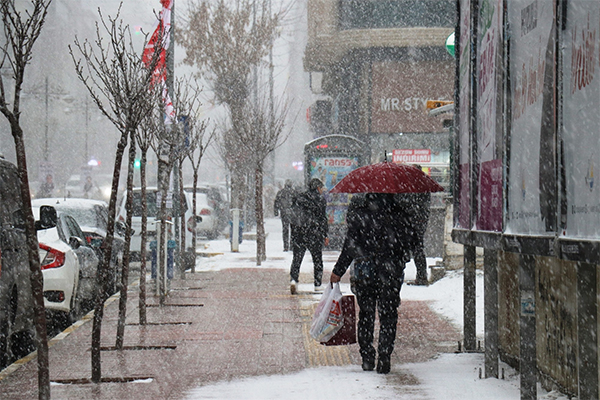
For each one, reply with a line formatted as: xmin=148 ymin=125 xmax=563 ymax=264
xmin=274 ymin=186 xmax=295 ymax=217
xmin=332 ymin=193 xmax=416 ymax=277
xmin=291 ymin=188 xmax=328 ymax=244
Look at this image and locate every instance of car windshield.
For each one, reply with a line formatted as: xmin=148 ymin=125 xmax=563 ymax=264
xmin=56 ymin=207 xmax=103 ymax=229
xmin=186 ymin=192 xmax=211 ymax=209
xmin=132 ymin=191 xmax=158 ymax=217
xmin=131 ymin=190 xmax=187 ymax=217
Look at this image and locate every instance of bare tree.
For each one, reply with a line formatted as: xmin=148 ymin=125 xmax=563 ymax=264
xmin=179 ymin=0 xmax=280 ymax=225
xmin=236 ymin=95 xmax=290 ymax=264
xmin=186 ymin=123 xmax=213 ymax=273
xmin=148 ymin=77 xmax=205 ymax=299
xmin=69 ymin=7 xmax=162 ymax=381
xmin=169 ymin=78 xmax=203 ymax=278
xmin=0 ymin=1 xmax=52 ymax=398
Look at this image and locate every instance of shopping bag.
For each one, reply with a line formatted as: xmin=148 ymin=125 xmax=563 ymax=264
xmin=310 ymin=283 xmax=344 ymax=342
xmin=321 ymin=294 xmax=356 ymax=346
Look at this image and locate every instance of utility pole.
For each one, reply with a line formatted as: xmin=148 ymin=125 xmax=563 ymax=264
xmin=157 ymin=0 xmax=175 ymax=304
xmin=44 ymin=76 xmax=49 ymax=162
xmin=268 ymin=0 xmax=275 ymax=185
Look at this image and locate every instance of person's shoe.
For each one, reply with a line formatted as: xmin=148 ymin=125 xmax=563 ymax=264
xmin=377 ymin=357 xmax=391 ymax=374
xmin=414 ymin=278 xmax=429 ymax=286
xmin=290 ymin=280 xmax=297 ymax=295
xmin=314 ymin=284 xmax=324 ymax=292
xmin=361 ymin=359 xmax=375 ymax=371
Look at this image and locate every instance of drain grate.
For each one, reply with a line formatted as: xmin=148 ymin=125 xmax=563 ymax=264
xmin=146 ymin=303 xmax=204 ymax=307
xmin=100 ymin=345 xmax=177 ymax=351
xmin=51 ymin=376 xmax=153 ymax=385
xmin=126 ymin=322 xmax=192 ymax=326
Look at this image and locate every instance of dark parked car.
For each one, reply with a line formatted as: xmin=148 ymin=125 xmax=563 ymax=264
xmin=0 ymin=157 xmax=35 ymax=368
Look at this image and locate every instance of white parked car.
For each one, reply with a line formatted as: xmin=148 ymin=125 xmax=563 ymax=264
xmin=117 ymin=187 xmax=185 ymax=255
xmin=33 ymin=205 xmax=99 ymax=327
xmin=32 ymin=197 xmax=125 ymax=295
xmin=183 ymin=185 xmax=228 ymax=240
xmin=183 ymin=191 xmax=216 ymax=239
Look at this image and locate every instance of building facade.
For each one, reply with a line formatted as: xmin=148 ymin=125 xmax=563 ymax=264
xmin=304 ymin=0 xmax=455 ymax=180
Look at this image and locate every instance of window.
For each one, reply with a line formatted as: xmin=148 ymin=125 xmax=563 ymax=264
xmin=339 ymin=0 xmax=456 ymax=30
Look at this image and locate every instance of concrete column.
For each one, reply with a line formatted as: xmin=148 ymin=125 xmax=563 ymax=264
xmin=484 ymin=248 xmax=499 ymax=378
xmin=577 ymin=262 xmax=598 ymax=400
xmin=464 ymin=245 xmax=477 ymax=351
xmin=519 ymin=254 xmax=536 ymax=400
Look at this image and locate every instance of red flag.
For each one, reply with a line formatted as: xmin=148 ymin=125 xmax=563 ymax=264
xmin=143 ymin=0 xmax=174 ymax=123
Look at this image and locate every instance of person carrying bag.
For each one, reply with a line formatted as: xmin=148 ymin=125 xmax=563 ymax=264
xmin=329 ymin=193 xmax=415 ymax=374
xmin=310 ymin=283 xmax=344 ymax=342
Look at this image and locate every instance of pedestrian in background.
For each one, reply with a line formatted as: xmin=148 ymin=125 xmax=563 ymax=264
xmin=397 ymin=190 xmax=431 ymax=285
xmin=408 ymin=191 xmax=431 ymax=285
xmin=37 ymin=174 xmax=54 ymax=198
xmin=289 ymin=178 xmax=328 ymax=294
xmin=330 ymin=193 xmax=415 ymax=374
xmin=274 ymin=179 xmax=295 ymax=252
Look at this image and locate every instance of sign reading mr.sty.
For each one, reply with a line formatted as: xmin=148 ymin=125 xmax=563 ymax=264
xmin=370 ymin=60 xmax=454 ymax=134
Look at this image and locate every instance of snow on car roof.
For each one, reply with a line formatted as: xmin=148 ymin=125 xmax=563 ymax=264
xmin=31 ymin=197 xmax=108 ymax=208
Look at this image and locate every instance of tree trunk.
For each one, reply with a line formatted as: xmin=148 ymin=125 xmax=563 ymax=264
xmin=255 ymin=163 xmax=266 ymax=264
xmin=178 ymin=159 xmax=186 ymax=279
xmin=139 ymin=149 xmax=148 ymax=325
xmin=116 ymin=130 xmax=136 ymax=349
xmin=157 ymin=148 xmax=173 ymax=306
xmin=13 ymin=126 xmax=50 ymax=399
xmin=92 ymin=133 xmax=128 ymax=382
xmin=191 ymin=167 xmax=199 ymax=273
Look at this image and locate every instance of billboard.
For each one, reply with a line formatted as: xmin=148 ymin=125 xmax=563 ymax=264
xmin=562 ymin=1 xmax=600 ymax=238
xmin=370 ymin=60 xmax=454 ymax=134
xmin=456 ymin=0 xmax=471 ymax=229
xmin=505 ymin=0 xmax=556 ymax=235
xmin=475 ymin=0 xmax=503 ymax=231
xmin=308 ymin=156 xmax=359 ymax=225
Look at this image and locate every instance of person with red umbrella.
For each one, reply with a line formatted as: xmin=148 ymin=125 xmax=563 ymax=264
xmin=328 ymin=161 xmax=443 ymax=373
xmin=329 ymin=193 xmax=415 ymax=374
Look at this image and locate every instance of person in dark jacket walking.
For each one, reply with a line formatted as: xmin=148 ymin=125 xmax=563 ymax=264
xmin=274 ymin=179 xmax=296 ymax=252
xmin=289 ymin=178 xmax=329 ymax=294
xmin=330 ymin=193 xmax=415 ymax=374
xmin=397 ymin=191 xmax=431 ymax=285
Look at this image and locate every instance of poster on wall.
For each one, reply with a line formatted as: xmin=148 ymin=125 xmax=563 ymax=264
xmin=562 ymin=2 xmax=600 ymax=238
xmin=309 ymin=156 xmax=359 ymax=225
xmin=506 ymin=0 xmax=556 ymax=235
xmin=475 ymin=0 xmax=503 ymax=232
xmin=456 ymin=0 xmax=471 ymax=229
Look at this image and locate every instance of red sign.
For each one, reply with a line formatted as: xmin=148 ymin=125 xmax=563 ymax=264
xmin=392 ymin=149 xmax=431 ymax=163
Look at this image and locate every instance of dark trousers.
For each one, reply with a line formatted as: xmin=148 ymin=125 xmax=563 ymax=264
xmin=353 ymin=260 xmax=404 ymax=362
xmin=414 ymin=226 xmax=427 ymax=281
xmin=280 ymin=215 xmax=291 ymax=251
xmin=289 ymin=227 xmax=323 ymax=286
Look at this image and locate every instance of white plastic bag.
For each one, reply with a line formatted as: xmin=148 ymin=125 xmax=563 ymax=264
xmin=310 ymin=283 xmax=344 ymax=342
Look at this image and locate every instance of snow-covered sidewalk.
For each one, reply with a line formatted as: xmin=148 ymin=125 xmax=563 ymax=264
xmin=185 ymin=218 xmax=569 ymax=400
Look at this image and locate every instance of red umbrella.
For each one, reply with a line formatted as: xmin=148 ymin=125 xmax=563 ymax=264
xmin=329 ymin=162 xmax=444 ymax=194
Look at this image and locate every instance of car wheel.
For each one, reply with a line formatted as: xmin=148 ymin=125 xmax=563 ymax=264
xmin=0 ymin=316 xmax=8 ymax=368
xmin=0 ymin=288 xmax=17 ymax=368
xmin=10 ymin=330 xmax=34 ymax=362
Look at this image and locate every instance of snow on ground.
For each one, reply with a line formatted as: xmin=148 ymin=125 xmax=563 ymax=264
xmin=185 ymin=218 xmax=569 ymax=400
